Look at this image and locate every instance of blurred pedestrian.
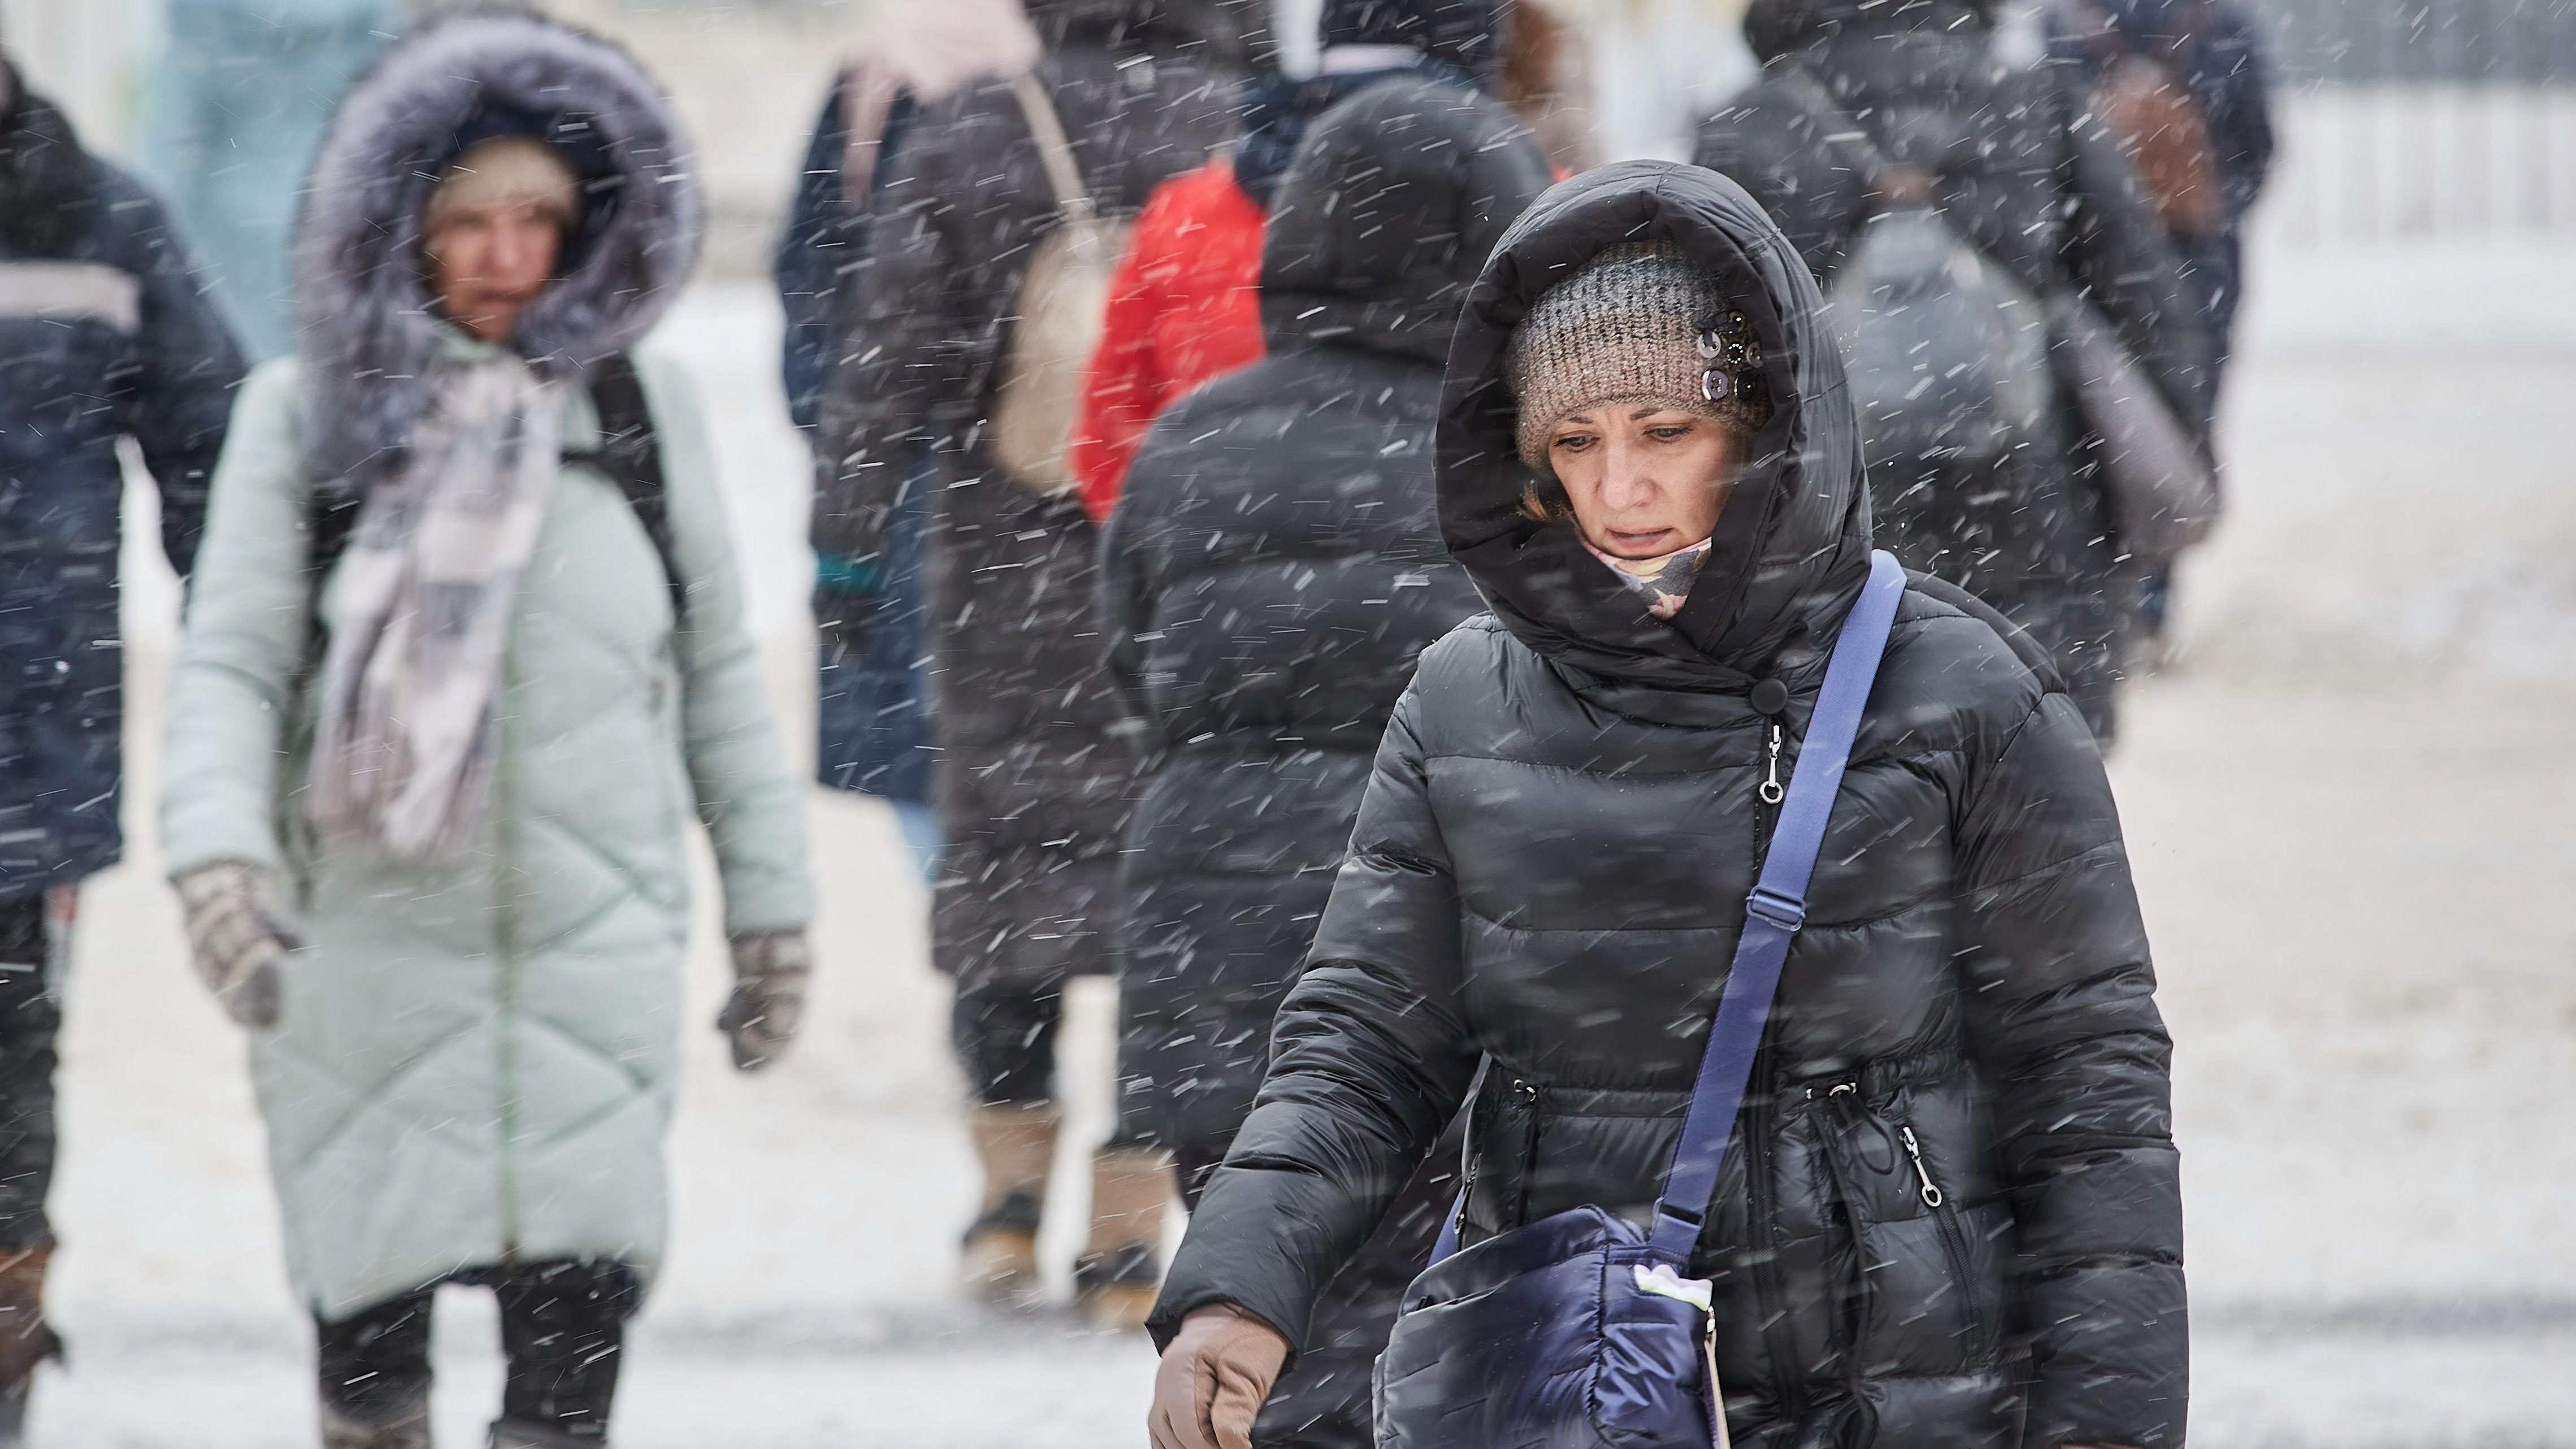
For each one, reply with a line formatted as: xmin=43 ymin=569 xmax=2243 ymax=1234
xmin=156 ymin=16 xmax=812 ymax=1447
xmin=0 ymin=40 xmax=246 ymax=1439
xmin=140 ymin=0 xmax=404 ymax=359
xmin=1100 ymin=79 xmax=1547 ymax=1448
xmin=778 ymin=0 xmax=1045 ymax=877
xmin=2050 ymin=0 xmax=2275 ymax=645
xmin=1068 ymin=0 xmax=1504 ymax=520
xmin=1695 ymin=0 xmax=2213 ymax=743
xmin=1145 ymin=158 xmax=2184 ymax=1449
xmin=2052 ymin=0 xmax=2274 ymax=391
xmin=815 ymin=0 xmax=1245 ymax=1328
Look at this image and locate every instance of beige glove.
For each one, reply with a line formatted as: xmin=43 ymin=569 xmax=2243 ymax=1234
xmin=1148 ymin=1303 xmax=1291 ymax=1449
xmin=174 ymin=861 xmax=298 ymax=1029
xmin=718 ymin=929 xmax=810 ymax=1071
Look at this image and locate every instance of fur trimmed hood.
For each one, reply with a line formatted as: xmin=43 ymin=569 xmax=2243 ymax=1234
xmin=293 ymin=11 xmax=701 ymax=492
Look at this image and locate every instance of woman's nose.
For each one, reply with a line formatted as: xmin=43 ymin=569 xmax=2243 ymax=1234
xmin=1598 ymin=438 xmax=1659 ymax=511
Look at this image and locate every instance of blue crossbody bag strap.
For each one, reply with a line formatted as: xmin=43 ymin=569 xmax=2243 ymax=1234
xmin=1426 ymin=552 xmax=1907 ymax=1268
xmin=1645 ymin=550 xmax=1907 ymax=1260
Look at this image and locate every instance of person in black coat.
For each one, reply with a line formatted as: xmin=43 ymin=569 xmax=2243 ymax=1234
xmin=2049 ymin=0 xmax=2275 ymax=389
xmin=813 ymin=0 xmax=1245 ymax=1322
xmin=1100 ymin=77 xmax=1548 ymax=1449
xmin=1693 ymin=0 xmax=2211 ymax=743
xmin=0 ymin=48 xmax=245 ymax=1428
xmin=1146 ymin=161 xmax=2183 ymax=1449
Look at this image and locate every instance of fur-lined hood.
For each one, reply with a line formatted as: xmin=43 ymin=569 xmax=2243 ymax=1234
xmin=293 ymin=10 xmax=701 ymax=492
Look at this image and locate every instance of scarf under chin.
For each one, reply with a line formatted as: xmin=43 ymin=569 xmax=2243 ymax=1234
xmin=1585 ymin=536 xmax=1714 ymax=621
xmin=306 ymin=353 xmax=562 ymax=865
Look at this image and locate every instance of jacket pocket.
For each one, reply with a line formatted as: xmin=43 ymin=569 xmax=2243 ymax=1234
xmin=1812 ymin=1083 xmax=2002 ymax=1377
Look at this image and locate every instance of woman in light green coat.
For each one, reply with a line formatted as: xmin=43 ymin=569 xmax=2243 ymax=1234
xmin=156 ymin=16 xmax=811 ymax=1448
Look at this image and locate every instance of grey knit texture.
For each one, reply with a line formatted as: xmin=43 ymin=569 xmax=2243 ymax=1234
xmin=1506 ymin=241 xmax=1768 ymax=468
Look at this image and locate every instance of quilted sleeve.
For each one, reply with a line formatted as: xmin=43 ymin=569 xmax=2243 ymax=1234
xmin=644 ymin=356 xmax=813 ymax=936
xmin=1951 ymin=689 xmax=2185 ymax=1449
xmin=1147 ymin=685 xmax=1480 ymax=1352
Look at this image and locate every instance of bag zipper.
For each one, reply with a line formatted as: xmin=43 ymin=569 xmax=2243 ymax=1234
xmin=1900 ymin=1123 xmax=1988 ymax=1353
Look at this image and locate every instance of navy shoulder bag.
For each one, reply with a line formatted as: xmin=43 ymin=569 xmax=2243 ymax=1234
xmin=1373 ymin=550 xmax=1909 ymax=1449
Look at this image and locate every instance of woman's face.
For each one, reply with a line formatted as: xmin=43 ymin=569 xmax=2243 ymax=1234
xmin=426 ymin=199 xmax=563 ymax=343
xmin=1545 ymin=405 xmax=1743 ymax=562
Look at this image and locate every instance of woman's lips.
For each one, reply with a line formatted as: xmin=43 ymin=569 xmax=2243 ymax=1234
xmin=1604 ymin=528 xmax=1675 ymax=555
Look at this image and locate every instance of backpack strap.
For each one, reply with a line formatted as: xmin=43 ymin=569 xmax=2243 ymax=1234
xmin=305 ymin=352 xmax=689 ymax=630
xmin=573 ymin=352 xmax=690 ymax=627
xmin=1646 ymin=550 xmax=1909 ymax=1262
xmin=1009 ymin=69 xmax=1101 ymax=229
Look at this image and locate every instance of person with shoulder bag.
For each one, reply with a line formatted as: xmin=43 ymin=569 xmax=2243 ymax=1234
xmin=1146 ymin=162 xmax=2183 ymax=1449
xmin=157 ymin=15 xmax=812 ymax=1446
xmin=1694 ymin=0 xmax=2217 ymax=744
xmin=815 ymin=0 xmax=1247 ymax=1326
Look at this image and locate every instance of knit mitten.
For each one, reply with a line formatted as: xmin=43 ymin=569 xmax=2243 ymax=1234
xmin=718 ymin=929 xmax=811 ymax=1071
xmin=174 ymin=861 xmax=299 ymax=1030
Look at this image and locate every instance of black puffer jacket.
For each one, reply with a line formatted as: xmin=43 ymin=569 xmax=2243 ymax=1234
xmin=1152 ymin=163 xmax=2185 ymax=1449
xmin=1694 ymin=0 xmax=2210 ymax=741
xmin=1104 ymin=77 xmax=1546 ymax=1192
xmin=815 ymin=0 xmax=1241 ymax=990
xmin=0 ymin=70 xmax=244 ymax=895
xmin=1103 ymin=83 xmax=1545 ymax=1448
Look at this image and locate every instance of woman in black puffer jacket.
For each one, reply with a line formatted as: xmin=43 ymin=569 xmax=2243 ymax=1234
xmin=1146 ymin=162 xmax=2183 ymax=1449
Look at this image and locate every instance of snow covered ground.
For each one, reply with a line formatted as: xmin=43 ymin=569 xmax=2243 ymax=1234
xmin=39 ymin=234 xmax=2576 ymax=1446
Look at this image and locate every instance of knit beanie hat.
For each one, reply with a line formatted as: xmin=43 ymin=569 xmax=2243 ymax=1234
xmin=424 ymin=134 xmax=581 ymax=236
xmin=1506 ymin=241 xmax=1773 ymax=470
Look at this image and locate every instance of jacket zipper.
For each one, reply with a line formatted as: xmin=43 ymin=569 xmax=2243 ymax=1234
xmin=1901 ymin=1123 xmax=1987 ymax=1355
xmin=1741 ymin=717 xmax=1800 ymax=1420
xmin=1807 ymin=1079 xmax=1872 ymax=1370
xmin=1512 ymin=1077 xmax=1541 ymax=1228
xmin=1742 ymin=1047 xmax=1806 ymax=1422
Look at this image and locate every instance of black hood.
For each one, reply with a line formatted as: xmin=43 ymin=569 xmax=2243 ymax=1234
xmin=1027 ymin=0 xmax=1257 ymax=62
xmin=1744 ymin=0 xmax=1992 ymax=63
xmin=1746 ymin=0 xmax=2001 ymax=198
xmin=0 ymin=62 xmax=96 ymax=258
xmin=1437 ymin=160 xmax=1874 ymax=695
xmin=1320 ymin=0 xmax=1503 ymax=77
xmin=1260 ymin=77 xmax=1549 ymax=366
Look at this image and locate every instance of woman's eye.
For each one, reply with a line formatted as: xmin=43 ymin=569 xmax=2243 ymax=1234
xmin=1647 ymin=426 xmax=1690 ymax=441
xmin=1554 ymin=435 xmax=1596 ymax=453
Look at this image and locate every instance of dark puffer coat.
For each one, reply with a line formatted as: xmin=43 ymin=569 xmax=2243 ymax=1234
xmin=1151 ymin=162 xmax=2185 ymax=1449
xmin=1694 ymin=0 xmax=2210 ymax=741
xmin=1101 ymin=80 xmax=1546 ymax=1447
xmin=814 ymin=0 xmax=1242 ymax=992
xmin=1103 ymin=76 xmax=1546 ymax=1196
xmin=0 ymin=71 xmax=244 ymax=895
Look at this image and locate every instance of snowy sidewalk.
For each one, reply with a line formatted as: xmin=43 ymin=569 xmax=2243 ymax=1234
xmin=35 ymin=241 xmax=2576 ymax=1446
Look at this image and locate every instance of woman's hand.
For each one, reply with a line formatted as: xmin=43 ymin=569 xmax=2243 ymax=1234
xmin=1147 ymin=1302 xmax=1290 ymax=1449
xmin=174 ymin=860 xmax=299 ymax=1029
xmin=719 ymin=929 xmax=812 ymax=1071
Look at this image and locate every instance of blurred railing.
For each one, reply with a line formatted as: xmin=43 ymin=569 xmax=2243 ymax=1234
xmin=2246 ymin=0 xmax=2576 ymax=244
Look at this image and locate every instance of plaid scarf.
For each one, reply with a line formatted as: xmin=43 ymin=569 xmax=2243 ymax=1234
xmin=305 ymin=353 xmax=562 ymax=864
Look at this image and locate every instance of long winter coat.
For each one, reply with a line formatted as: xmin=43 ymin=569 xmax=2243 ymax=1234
xmin=0 ymin=72 xmax=244 ymax=896
xmin=1150 ymin=162 xmax=2186 ymax=1449
xmin=1694 ymin=0 xmax=2211 ymax=740
xmin=814 ymin=0 xmax=1242 ymax=995
xmin=157 ymin=16 xmax=810 ymax=1321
